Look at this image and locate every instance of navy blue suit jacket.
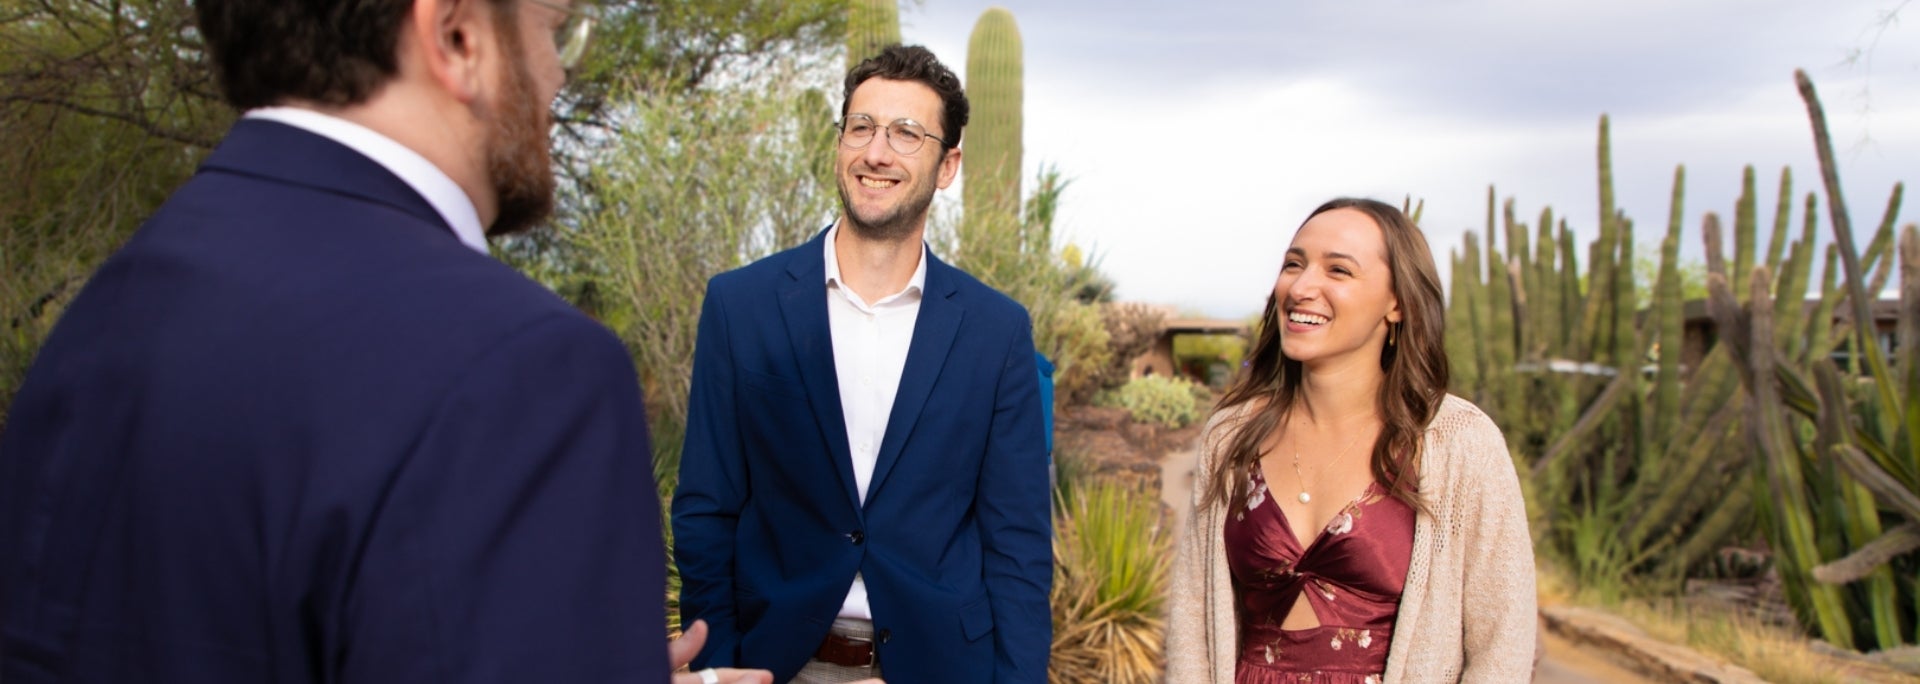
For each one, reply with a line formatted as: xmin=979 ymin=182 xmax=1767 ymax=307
xmin=671 ymin=232 xmax=1052 ymax=684
xmin=0 ymin=120 xmax=669 ymax=682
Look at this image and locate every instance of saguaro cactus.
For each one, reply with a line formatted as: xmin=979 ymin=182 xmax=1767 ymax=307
xmin=846 ymin=0 xmax=900 ymax=69
xmin=963 ymin=7 xmax=1024 ymax=260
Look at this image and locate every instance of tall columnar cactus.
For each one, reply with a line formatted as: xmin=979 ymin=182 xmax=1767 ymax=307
xmin=1503 ymin=198 xmax=1532 ymax=363
xmin=1458 ymin=117 xmax=1762 ymax=592
xmin=1557 ymin=222 xmax=1581 ymax=355
xmin=1460 ymin=232 xmax=1489 ymax=403
xmin=963 ymin=7 xmax=1025 ymax=260
xmin=1446 ymin=248 xmax=1481 ymax=396
xmin=1733 ymin=166 xmax=1758 ymax=298
xmin=1533 ymin=207 xmax=1558 ymax=360
xmin=1648 ymin=167 xmax=1685 ymax=448
xmin=1575 ymin=116 xmax=1619 ymax=363
xmin=1765 ymin=168 xmax=1794 ymax=279
xmin=845 ymin=0 xmax=900 ymax=69
xmin=1699 ymin=70 xmax=1917 ymax=651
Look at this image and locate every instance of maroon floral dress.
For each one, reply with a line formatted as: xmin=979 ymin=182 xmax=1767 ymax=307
xmin=1225 ymin=463 xmax=1415 ymax=684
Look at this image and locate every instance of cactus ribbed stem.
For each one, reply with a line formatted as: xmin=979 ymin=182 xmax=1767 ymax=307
xmin=1734 ymin=166 xmax=1758 ymax=298
xmin=1559 ymin=222 xmax=1581 ymax=354
xmin=1766 ymin=167 xmax=1794 ymax=276
xmin=846 ymin=0 xmax=900 ymax=70
xmin=1535 ymin=208 xmax=1557 ymax=359
xmin=1447 ymin=249 xmax=1481 ymax=395
xmin=962 ymin=7 xmax=1024 ymax=261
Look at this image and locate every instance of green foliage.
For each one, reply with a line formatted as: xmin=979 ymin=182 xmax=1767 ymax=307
xmin=1060 ymin=242 xmax=1118 ymax=304
xmin=1172 ymin=334 xmax=1245 ymax=387
xmin=1697 ymin=71 xmax=1919 ymax=651
xmin=1 ymin=0 xmax=232 ymax=432
xmin=1632 ymin=244 xmax=1709 ymax=309
xmin=1095 ymin=375 xmax=1201 ymax=429
xmin=0 ymin=1 xmax=847 ymax=436
xmin=570 ymin=57 xmax=840 ymax=496
xmin=1455 ymin=123 xmax=1754 ymax=602
xmin=1049 ymin=480 xmax=1169 ymax=684
xmin=1043 ymin=301 xmax=1113 ymax=407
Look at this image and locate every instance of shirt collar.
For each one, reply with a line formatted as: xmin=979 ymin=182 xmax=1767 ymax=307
xmin=244 ymin=107 xmax=489 ymax=255
xmin=823 ymin=222 xmax=927 ymax=297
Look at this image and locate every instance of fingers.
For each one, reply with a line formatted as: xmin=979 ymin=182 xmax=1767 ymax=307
xmin=721 ymin=669 xmax=774 ymax=684
xmin=669 ymin=667 xmax=774 ymax=684
xmin=668 ymin=619 xmax=709 ymax=671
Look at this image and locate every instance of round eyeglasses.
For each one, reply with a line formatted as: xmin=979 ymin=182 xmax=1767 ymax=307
xmin=838 ymin=114 xmax=948 ymax=155
xmin=528 ymin=0 xmax=600 ymax=72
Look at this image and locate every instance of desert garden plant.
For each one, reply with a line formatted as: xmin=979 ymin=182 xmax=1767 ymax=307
xmin=1097 ymin=375 xmax=1203 ymax=429
xmin=1049 ymin=480 xmax=1171 ymax=684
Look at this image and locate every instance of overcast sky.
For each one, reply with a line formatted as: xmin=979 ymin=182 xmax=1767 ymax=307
xmin=895 ymin=0 xmax=1920 ymax=318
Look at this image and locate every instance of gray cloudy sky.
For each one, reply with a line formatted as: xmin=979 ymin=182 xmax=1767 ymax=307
xmin=897 ymin=0 xmax=1920 ymax=318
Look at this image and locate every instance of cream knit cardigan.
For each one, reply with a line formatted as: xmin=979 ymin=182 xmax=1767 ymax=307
xmin=1164 ymin=395 xmax=1537 ymax=683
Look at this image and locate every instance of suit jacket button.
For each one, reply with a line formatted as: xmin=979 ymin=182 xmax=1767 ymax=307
xmin=849 ymin=530 xmax=865 ymax=545
xmin=878 ymin=628 xmax=891 ymax=643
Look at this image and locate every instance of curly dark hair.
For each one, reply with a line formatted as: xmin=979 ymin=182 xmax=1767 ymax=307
xmin=194 ymin=0 xmax=513 ymax=111
xmin=840 ymin=44 xmax=969 ymax=151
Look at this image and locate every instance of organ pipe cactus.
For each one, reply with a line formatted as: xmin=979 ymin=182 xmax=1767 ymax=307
xmin=1700 ymin=70 xmax=1916 ymax=651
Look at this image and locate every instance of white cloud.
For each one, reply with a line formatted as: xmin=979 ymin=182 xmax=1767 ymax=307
xmin=903 ymin=1 xmax=1920 ymax=317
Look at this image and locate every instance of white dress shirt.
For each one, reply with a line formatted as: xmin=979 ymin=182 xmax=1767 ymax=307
xmin=823 ymin=222 xmax=927 ymax=620
xmin=244 ymin=107 xmax=489 ymax=255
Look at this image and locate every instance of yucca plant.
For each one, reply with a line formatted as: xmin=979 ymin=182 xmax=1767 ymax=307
xmin=1049 ymin=481 xmax=1170 ymax=684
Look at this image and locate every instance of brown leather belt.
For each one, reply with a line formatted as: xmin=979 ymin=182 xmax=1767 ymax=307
xmin=813 ymin=632 xmax=877 ymax=667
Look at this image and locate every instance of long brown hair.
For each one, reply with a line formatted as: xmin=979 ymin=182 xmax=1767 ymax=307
xmin=1202 ymin=198 xmax=1449 ymax=513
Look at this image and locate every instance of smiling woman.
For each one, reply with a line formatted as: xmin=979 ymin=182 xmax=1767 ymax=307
xmin=1164 ymin=198 xmax=1537 ymax=684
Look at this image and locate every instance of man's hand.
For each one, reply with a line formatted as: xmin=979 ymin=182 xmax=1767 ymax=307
xmin=669 ymin=619 xmax=883 ymax=684
xmin=670 ymin=620 xmax=773 ymax=684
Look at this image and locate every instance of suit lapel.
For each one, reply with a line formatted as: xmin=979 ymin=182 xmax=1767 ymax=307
xmin=777 ymin=233 xmax=864 ymax=517
xmin=865 ymin=254 xmax=963 ymax=506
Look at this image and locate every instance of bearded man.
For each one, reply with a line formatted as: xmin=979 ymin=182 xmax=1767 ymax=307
xmin=0 ymin=1 xmax=765 ymax=682
xmin=672 ymin=44 xmax=1052 ymax=684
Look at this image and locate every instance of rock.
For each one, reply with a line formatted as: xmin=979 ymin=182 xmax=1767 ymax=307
xmin=1540 ymin=605 xmax=1767 ymax=684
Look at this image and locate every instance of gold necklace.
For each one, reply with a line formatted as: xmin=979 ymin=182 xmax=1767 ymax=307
xmin=1289 ymin=427 xmax=1371 ymax=504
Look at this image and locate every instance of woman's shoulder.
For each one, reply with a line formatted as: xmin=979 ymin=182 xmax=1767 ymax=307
xmin=1427 ymin=394 xmax=1500 ymax=439
xmin=1196 ymin=398 xmax=1260 ymax=464
xmin=1423 ymin=394 xmax=1512 ymax=471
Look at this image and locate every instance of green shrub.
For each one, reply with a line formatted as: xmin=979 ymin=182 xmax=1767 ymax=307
xmin=1050 ymin=480 xmax=1169 ymax=684
xmin=1042 ymin=300 xmax=1111 ymax=407
xmin=1096 ymin=375 xmax=1201 ymax=428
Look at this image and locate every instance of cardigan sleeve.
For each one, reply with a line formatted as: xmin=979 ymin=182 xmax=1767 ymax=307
xmin=1164 ymin=410 xmax=1232 ymax=683
xmin=1451 ymin=414 xmax=1539 ymax=682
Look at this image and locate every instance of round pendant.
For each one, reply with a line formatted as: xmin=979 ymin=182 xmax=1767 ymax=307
xmin=1298 ymin=492 xmax=1312 ymax=504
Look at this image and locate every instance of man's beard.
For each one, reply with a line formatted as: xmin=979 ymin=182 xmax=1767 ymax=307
xmin=836 ymin=167 xmax=937 ymax=243
xmin=483 ymin=23 xmax=556 ymax=237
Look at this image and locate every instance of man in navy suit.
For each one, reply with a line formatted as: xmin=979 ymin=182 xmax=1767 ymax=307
xmin=0 ymin=1 xmax=765 ymax=682
xmin=672 ymin=45 xmax=1052 ymax=684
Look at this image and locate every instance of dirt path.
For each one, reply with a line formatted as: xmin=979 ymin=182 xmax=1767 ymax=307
xmin=1155 ymin=447 xmax=1657 ymax=683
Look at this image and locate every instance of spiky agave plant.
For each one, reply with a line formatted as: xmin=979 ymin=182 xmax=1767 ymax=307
xmin=1049 ymin=481 xmax=1170 ymax=684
